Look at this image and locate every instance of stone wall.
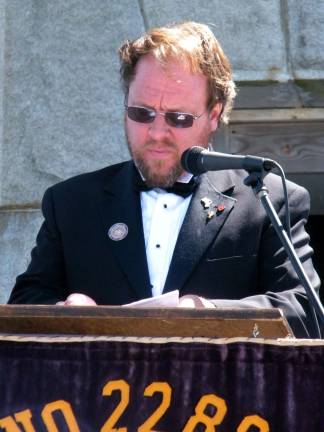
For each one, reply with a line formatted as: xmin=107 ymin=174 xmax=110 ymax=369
xmin=1 ymin=0 xmax=323 ymax=302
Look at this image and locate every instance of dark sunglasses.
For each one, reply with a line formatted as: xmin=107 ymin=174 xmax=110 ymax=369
xmin=125 ymin=105 xmax=206 ymax=129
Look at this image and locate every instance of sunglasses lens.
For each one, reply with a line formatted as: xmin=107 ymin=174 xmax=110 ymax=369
xmin=126 ymin=106 xmax=195 ymax=128
xmin=127 ymin=107 xmax=155 ymax=124
xmin=165 ymin=112 xmax=194 ymax=128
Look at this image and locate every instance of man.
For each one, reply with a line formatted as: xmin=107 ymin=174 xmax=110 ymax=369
xmin=8 ymin=22 xmax=320 ymax=337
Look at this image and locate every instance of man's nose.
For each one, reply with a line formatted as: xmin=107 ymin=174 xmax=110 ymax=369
xmin=147 ymin=113 xmax=170 ymax=141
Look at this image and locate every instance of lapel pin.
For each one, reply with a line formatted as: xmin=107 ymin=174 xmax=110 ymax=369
xmin=201 ymin=197 xmax=212 ymax=209
xmin=206 ymin=210 xmax=215 ymax=222
xmin=216 ymin=203 xmax=226 ymax=213
xmin=108 ymin=223 xmax=128 ymax=241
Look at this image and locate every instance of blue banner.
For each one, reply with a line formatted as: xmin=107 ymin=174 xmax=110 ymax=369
xmin=0 ymin=336 xmax=323 ymax=431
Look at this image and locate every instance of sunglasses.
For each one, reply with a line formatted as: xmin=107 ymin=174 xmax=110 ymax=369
xmin=125 ymin=105 xmax=206 ymax=129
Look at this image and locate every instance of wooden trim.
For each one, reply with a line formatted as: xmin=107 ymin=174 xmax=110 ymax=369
xmin=230 ymin=108 xmax=324 ymax=123
xmin=0 ymin=305 xmax=292 ymax=339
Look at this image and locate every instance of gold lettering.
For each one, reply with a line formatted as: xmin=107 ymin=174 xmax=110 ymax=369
xmin=183 ymin=394 xmax=227 ymax=432
xmin=14 ymin=410 xmax=36 ymax=432
xmin=138 ymin=382 xmax=172 ymax=432
xmin=100 ymin=379 xmax=129 ymax=432
xmin=41 ymin=400 xmax=80 ymax=432
xmin=237 ymin=414 xmax=270 ymax=432
xmin=0 ymin=416 xmax=21 ymax=432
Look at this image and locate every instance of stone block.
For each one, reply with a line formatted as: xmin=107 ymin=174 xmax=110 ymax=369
xmin=142 ymin=0 xmax=290 ymax=81
xmin=287 ymin=0 xmax=324 ymax=79
xmin=0 ymin=210 xmax=43 ymax=303
xmin=0 ymin=0 xmax=4 ymax=191
xmin=2 ymin=0 xmax=145 ymax=206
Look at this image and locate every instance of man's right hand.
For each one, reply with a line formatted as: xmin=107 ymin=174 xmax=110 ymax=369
xmin=56 ymin=293 xmax=97 ymax=306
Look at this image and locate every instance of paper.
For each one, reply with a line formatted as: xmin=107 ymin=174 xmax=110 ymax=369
xmin=123 ymin=290 xmax=179 ymax=308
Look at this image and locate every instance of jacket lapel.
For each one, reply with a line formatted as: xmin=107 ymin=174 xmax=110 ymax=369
xmin=163 ymin=170 xmax=236 ymax=293
xmin=99 ymin=162 xmax=152 ymax=300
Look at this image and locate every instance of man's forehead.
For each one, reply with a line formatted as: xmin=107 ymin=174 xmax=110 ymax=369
xmin=134 ymin=54 xmax=200 ymax=81
xmin=129 ymin=55 xmax=208 ymax=101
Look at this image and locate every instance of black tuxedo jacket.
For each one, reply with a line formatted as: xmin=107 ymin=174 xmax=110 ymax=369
xmin=9 ymin=161 xmax=320 ymax=337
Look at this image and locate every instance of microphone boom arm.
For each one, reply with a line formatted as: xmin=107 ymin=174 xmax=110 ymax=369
xmin=245 ymin=171 xmax=324 ymax=337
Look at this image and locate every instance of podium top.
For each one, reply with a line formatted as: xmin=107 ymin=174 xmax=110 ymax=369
xmin=0 ymin=305 xmax=292 ymax=339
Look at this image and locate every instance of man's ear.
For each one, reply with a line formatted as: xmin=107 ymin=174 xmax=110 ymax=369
xmin=209 ymin=102 xmax=223 ymax=132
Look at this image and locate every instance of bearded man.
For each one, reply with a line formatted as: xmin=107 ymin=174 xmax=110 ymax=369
xmin=8 ymin=22 xmax=320 ymax=338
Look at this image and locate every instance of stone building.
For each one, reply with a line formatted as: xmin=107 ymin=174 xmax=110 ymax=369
xmin=0 ymin=0 xmax=323 ymax=302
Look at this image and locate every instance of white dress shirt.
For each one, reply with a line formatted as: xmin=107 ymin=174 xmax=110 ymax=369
xmin=140 ymin=174 xmax=193 ymax=297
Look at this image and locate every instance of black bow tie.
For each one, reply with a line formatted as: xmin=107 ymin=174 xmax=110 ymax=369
xmin=133 ymin=168 xmax=198 ymax=198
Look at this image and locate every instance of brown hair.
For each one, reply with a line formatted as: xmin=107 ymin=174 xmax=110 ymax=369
xmin=119 ymin=21 xmax=236 ymax=124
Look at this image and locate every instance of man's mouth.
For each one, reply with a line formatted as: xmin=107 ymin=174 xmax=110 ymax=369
xmin=145 ymin=145 xmax=176 ymax=158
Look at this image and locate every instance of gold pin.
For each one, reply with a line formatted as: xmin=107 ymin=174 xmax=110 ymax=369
xmin=206 ymin=210 xmax=215 ymax=221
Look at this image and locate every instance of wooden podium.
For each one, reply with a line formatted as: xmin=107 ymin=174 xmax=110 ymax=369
xmin=0 ymin=305 xmax=292 ymax=338
xmin=5 ymin=307 xmax=324 ymax=430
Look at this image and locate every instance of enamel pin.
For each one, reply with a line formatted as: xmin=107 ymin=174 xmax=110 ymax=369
xmin=200 ymin=197 xmax=212 ymax=209
xmin=201 ymin=197 xmax=226 ymax=223
xmin=216 ymin=203 xmax=226 ymax=213
xmin=108 ymin=223 xmax=128 ymax=241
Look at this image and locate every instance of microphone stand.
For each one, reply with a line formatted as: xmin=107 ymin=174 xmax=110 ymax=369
xmin=244 ymin=170 xmax=324 ymax=338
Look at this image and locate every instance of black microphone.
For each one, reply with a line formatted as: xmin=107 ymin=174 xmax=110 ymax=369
xmin=181 ymin=146 xmax=276 ymax=175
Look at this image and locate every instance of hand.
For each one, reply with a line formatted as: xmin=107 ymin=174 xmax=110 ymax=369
xmin=56 ymin=293 xmax=97 ymax=306
xmin=179 ymin=295 xmax=216 ymax=309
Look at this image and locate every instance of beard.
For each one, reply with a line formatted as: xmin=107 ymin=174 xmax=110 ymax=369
xmin=127 ymin=138 xmax=184 ymax=188
xmin=125 ymin=116 xmax=212 ymax=188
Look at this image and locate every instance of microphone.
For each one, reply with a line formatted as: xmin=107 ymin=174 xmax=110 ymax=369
xmin=181 ymin=146 xmax=276 ymax=175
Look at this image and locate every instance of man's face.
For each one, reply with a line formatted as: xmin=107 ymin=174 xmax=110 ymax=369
xmin=125 ymin=55 xmax=222 ymax=187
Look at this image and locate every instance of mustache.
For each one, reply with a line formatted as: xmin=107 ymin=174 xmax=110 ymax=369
xmin=143 ymin=140 xmax=178 ymax=151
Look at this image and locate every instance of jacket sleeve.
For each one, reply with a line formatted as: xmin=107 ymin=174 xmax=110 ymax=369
xmin=212 ymin=184 xmax=321 ymax=338
xmin=8 ymin=187 xmax=68 ymax=304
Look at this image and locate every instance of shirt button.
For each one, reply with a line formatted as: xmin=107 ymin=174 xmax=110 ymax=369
xmin=163 ymin=204 xmax=167 ymax=208
xmin=156 ymin=244 xmax=161 ymax=248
